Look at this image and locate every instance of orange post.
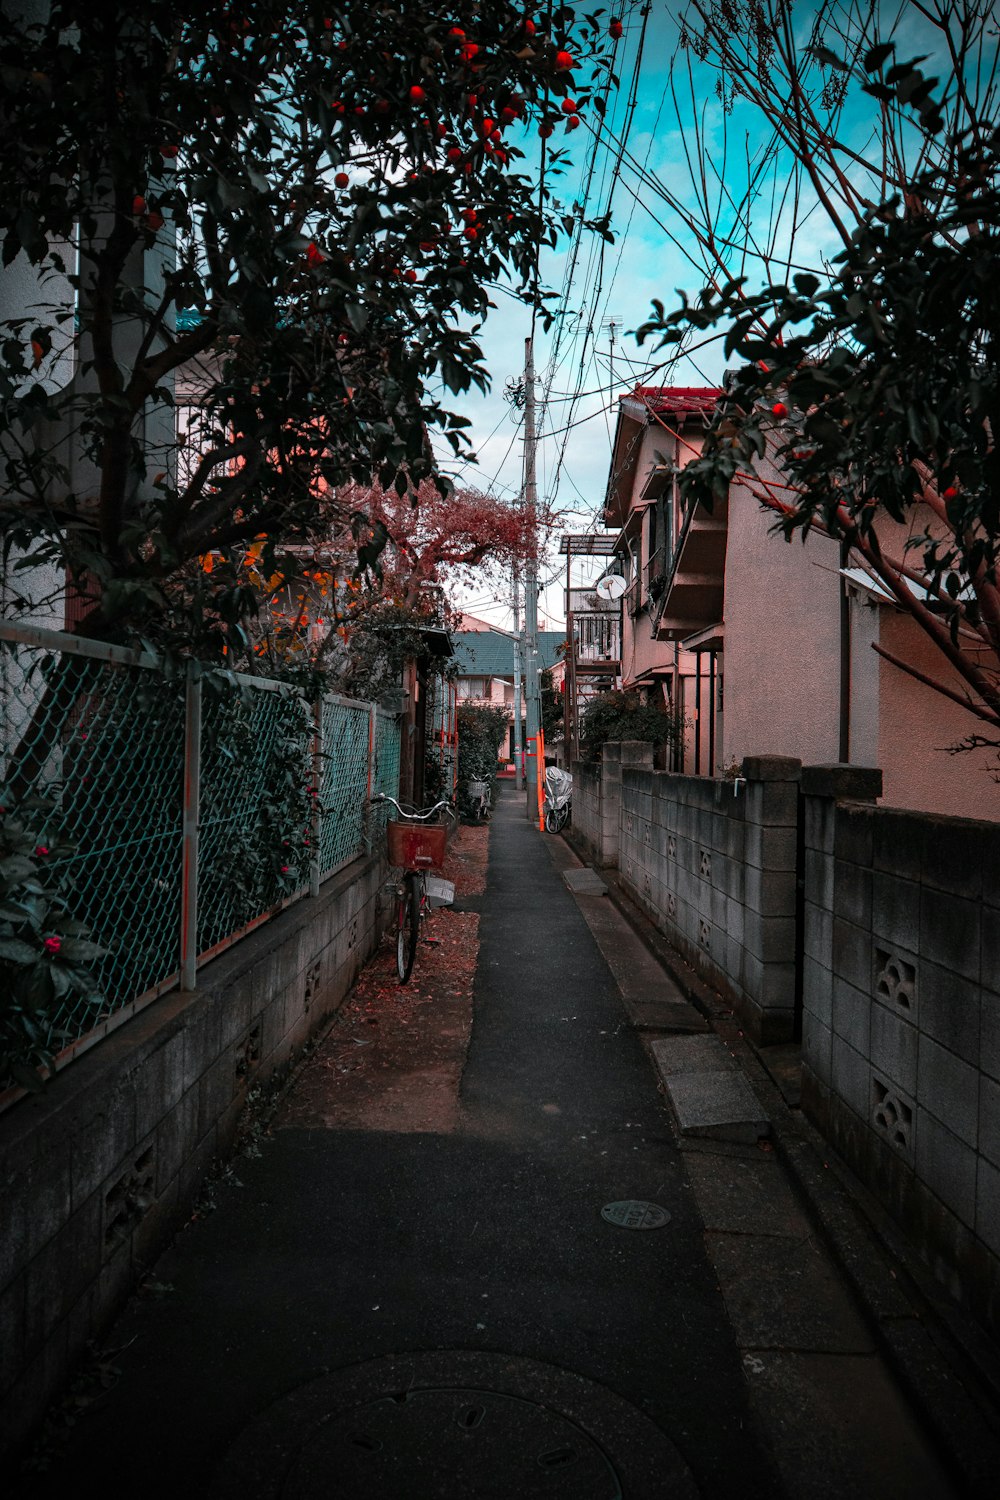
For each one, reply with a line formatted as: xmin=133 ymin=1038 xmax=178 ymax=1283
xmin=536 ymin=728 xmax=546 ymax=829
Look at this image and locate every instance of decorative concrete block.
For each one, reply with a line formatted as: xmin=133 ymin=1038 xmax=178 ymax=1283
xmin=978 ymin=1075 xmax=1000 ymax=1170
xmin=831 ymin=976 xmax=871 ymax=1054
xmin=834 ymin=803 xmax=875 ymax=868
xmin=742 ymin=755 xmax=802 ymax=782
xmin=873 ymin=809 xmax=924 ymax=882
xmin=918 ymin=1034 xmax=979 ymax=1147
xmin=804 ymin=796 xmax=835 ymax=856
xmin=870 ymin=1001 xmax=918 ymax=1095
xmin=920 ymin=887 xmax=981 ymax=984
xmin=832 ymin=917 xmax=871 ymax=993
xmin=833 ymin=860 xmax=872 ymax=930
xmin=831 ymin=1033 xmax=871 ymax=1119
xmin=976 ymin=1156 xmax=1000 ymax=1258
xmin=806 ymin=848 xmax=834 ymax=913
xmin=918 ymin=960 xmax=981 ymax=1066
xmin=916 ymin=1111 xmax=977 ymax=1229
xmin=921 ymin=817 xmax=984 ymax=901
xmin=983 ymin=823 xmax=1000 ymax=910
xmin=982 ymin=989 xmax=1000 ymax=1083
xmin=802 ymin=955 xmax=833 ymax=1029
xmin=803 ymin=1014 xmax=833 ymax=1086
xmin=804 ymin=901 xmax=833 ymax=965
xmin=872 ymin=872 xmax=921 ymax=953
xmin=801 ymin=764 xmax=882 ymax=800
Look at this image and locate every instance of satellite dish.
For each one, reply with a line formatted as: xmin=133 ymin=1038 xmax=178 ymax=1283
xmin=594 ymin=573 xmax=627 ymax=601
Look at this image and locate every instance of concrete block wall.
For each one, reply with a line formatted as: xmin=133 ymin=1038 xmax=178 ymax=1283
xmin=801 ymin=775 xmax=1000 ymax=1336
xmin=617 ymin=756 xmax=803 ymax=1044
xmin=0 ymin=851 xmax=385 ymax=1458
xmin=571 ymin=759 xmax=604 ymax=867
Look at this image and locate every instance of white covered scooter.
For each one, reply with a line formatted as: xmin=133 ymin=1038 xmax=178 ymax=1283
xmin=543 ymin=766 xmax=573 ymax=834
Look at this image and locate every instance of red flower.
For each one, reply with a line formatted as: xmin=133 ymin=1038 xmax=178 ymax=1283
xmin=44 ymin=936 xmax=62 ymax=955
xmin=281 ymin=865 xmax=290 ymax=874
xmin=35 ymin=845 xmax=49 ymax=856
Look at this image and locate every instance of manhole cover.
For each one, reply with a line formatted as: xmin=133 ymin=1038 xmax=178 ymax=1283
xmin=210 ymin=1350 xmax=698 ymax=1500
xmin=601 ymin=1200 xmax=672 ymax=1230
xmin=287 ymin=1387 xmax=620 ymax=1498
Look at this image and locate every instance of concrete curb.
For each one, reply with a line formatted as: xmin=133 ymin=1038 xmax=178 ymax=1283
xmin=572 ymin=840 xmax=1000 ymax=1498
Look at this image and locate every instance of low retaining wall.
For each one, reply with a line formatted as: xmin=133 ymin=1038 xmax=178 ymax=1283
xmin=0 ymin=851 xmax=385 ymax=1457
xmin=801 ymin=780 xmax=1000 ymax=1336
xmin=615 ymin=755 xmax=805 ymax=1044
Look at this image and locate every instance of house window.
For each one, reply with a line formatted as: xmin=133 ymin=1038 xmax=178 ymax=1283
xmin=459 ymin=677 xmax=487 ymax=699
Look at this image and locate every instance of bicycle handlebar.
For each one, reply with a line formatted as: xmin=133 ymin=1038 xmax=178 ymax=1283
xmin=371 ymin=792 xmax=452 ymax=821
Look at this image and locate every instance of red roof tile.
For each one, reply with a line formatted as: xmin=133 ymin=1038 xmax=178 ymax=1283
xmin=625 ymin=386 xmax=723 ymax=416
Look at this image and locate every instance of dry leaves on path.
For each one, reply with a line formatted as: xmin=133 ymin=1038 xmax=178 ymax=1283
xmin=275 ymin=824 xmax=486 ymax=1134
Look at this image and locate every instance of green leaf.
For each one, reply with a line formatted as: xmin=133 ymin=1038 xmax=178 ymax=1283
xmin=0 ymin=937 xmax=38 ymax=964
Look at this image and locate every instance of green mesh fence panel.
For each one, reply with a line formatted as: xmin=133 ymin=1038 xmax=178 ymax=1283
xmin=318 ymin=697 xmax=371 ymax=877
xmin=197 ymin=677 xmax=312 ymax=954
xmin=0 ymin=636 xmax=185 ymax=1048
xmin=372 ymin=709 xmax=400 ymax=819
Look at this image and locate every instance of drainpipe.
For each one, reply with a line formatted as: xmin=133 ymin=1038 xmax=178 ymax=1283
xmin=839 ymin=539 xmax=851 ymax=762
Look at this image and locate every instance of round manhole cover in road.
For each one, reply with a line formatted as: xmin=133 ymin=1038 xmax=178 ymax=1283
xmin=211 ymin=1351 xmax=698 ymax=1500
xmin=288 ymin=1387 xmax=619 ymax=1498
xmin=601 ymin=1200 xmax=672 ymax=1230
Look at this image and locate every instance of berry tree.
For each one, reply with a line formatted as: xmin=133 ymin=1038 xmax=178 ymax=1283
xmin=0 ymin=1 xmax=616 ymax=652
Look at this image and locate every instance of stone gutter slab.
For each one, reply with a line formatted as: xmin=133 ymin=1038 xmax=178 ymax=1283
xmin=651 ymin=1035 xmax=770 ymax=1143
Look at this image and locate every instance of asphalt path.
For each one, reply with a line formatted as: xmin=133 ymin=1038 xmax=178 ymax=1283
xmin=15 ymin=783 xmax=779 ymax=1497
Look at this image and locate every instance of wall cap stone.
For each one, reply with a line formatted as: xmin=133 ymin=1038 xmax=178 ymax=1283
xmin=801 ymin=764 xmax=883 ymax=801
xmin=741 ymin=755 xmax=802 ymax=782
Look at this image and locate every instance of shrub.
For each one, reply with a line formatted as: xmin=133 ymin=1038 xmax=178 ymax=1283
xmin=580 ymin=690 xmax=677 ymax=759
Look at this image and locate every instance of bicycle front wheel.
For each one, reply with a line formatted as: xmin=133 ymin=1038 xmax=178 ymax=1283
xmin=544 ymin=808 xmax=560 ymax=834
xmin=396 ymin=872 xmax=420 ymax=983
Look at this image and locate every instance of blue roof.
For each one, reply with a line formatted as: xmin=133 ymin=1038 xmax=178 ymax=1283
xmin=452 ymin=630 xmax=564 ymax=677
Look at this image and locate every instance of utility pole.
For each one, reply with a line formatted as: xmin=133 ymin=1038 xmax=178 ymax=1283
xmin=512 ymin=564 xmax=525 ymax=790
xmin=523 ymin=336 xmax=541 ymax=819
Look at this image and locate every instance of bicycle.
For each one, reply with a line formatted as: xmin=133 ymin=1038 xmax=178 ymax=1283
xmin=371 ymin=793 xmax=454 ymax=983
xmin=465 ymin=769 xmax=491 ymax=821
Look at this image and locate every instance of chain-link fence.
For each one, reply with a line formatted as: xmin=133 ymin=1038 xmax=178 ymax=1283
xmin=0 ymin=622 xmax=399 ymax=1077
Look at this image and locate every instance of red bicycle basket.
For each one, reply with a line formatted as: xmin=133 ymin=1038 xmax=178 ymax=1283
xmin=386 ymin=820 xmax=447 ymax=869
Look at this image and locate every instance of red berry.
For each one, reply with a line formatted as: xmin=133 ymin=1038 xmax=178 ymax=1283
xmin=332 ymin=100 xmax=346 ymax=114
xmin=375 ymin=98 xmax=390 ymax=114
xmin=306 ymin=242 xmax=326 ymax=266
xmin=561 ymin=98 xmax=577 ymax=114
xmin=146 ymin=210 xmax=164 ymax=231
xmin=942 ymin=484 xmax=959 ymax=501
xmin=555 ymin=50 xmax=574 ymax=70
xmin=404 ymin=268 xmax=418 ymax=282
xmin=494 ymin=149 xmax=508 ymax=164
xmin=462 ymin=208 xmax=478 ymax=223
xmin=463 ymin=225 xmax=477 ymax=240
xmin=335 ymin=171 xmax=349 ymax=187
xmin=447 ymin=146 xmax=463 ymax=162
xmin=437 ymin=122 xmax=448 ymax=138
xmin=524 ymin=18 xmax=536 ymax=35
xmin=539 ymin=123 xmax=553 ymax=138
xmin=132 ymin=194 xmax=146 ymax=215
xmin=159 ymin=143 xmax=179 ymax=157
xmin=448 ymin=26 xmax=466 ymax=40
xmin=610 ymin=19 xmax=623 ymax=39
xmin=566 ymin=114 xmax=580 ymax=131
xmin=419 ymin=240 xmax=437 ymax=250
xmin=772 ymin=401 xmax=788 ymax=417
xmin=459 ymin=42 xmax=479 ymax=62
xmin=409 ymin=85 xmax=426 ymax=103
xmin=490 ymin=129 xmax=502 ymax=143
xmin=501 ymin=106 xmax=517 ymax=124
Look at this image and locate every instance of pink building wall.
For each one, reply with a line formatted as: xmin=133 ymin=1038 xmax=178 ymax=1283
xmin=722 ymin=465 xmax=842 ymax=769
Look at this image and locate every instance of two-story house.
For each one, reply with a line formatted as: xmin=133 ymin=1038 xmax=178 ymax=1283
xmin=602 ymin=386 xmax=1000 ymax=820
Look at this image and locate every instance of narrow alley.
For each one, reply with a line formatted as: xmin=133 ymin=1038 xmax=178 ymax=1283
xmin=13 ymin=787 xmax=964 ymax=1498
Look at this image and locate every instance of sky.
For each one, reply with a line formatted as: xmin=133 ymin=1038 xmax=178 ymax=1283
xmin=434 ymin=0 xmax=952 ymax=631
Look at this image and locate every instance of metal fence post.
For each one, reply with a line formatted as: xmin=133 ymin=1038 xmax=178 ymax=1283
xmin=310 ymin=697 xmax=323 ymax=898
xmin=367 ymin=702 xmax=377 ymax=801
xmin=180 ymin=660 xmax=202 ymax=991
